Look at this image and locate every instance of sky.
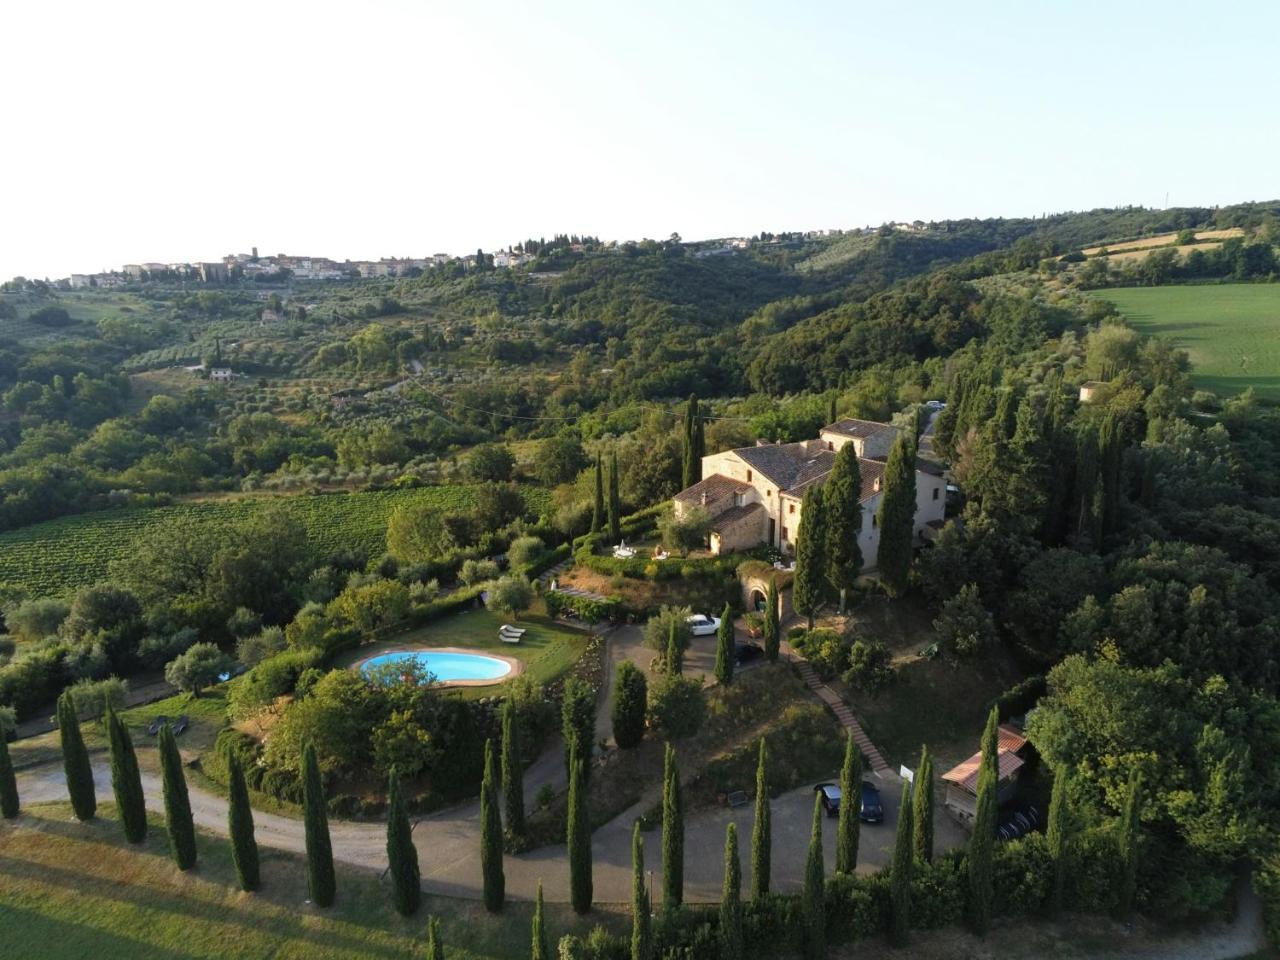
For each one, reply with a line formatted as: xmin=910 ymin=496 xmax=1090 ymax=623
xmin=3 ymin=0 xmax=1278 ymax=279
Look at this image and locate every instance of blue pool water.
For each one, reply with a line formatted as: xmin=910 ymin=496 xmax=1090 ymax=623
xmin=361 ymin=650 xmax=512 ymax=683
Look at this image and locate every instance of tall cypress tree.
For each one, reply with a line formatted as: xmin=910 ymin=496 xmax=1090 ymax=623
xmin=1046 ymin=765 xmax=1071 ymax=916
xmin=481 ymin=740 xmax=505 ymax=912
xmin=824 ymin=443 xmax=864 ymax=613
xmin=611 ymin=660 xmax=647 ymax=750
xmin=912 ymin=745 xmax=934 ymax=864
xmin=158 ymin=724 xmax=196 ymax=870
xmin=968 ymin=707 xmax=999 ymax=935
xmin=693 ymin=404 xmax=704 ymax=466
xmin=836 ymin=731 xmax=861 ymax=874
xmin=828 ymin=392 xmax=838 ymax=425
xmin=661 ymin=744 xmax=683 ymax=912
xmin=793 ymin=486 xmax=827 ymax=629
xmin=713 ymin=602 xmax=735 ymax=686
xmin=1098 ymin=411 xmax=1124 ymax=539
xmin=226 ymin=750 xmax=260 ymax=891
xmin=720 ymin=821 xmax=744 ymax=960
xmin=567 ymin=745 xmax=592 ymax=913
xmin=107 ymin=707 xmax=146 ymax=844
xmin=561 ymin=677 xmax=595 ymax=785
xmin=762 ymin=578 xmax=780 ymax=663
xmin=1074 ymin=423 xmax=1102 ymax=547
xmin=591 ymin=454 xmax=604 ymax=534
xmin=1117 ymin=769 xmax=1142 ymax=919
xmin=631 ymin=822 xmax=652 ymax=960
xmin=424 ymin=915 xmax=443 ymax=960
xmin=682 ymin=394 xmax=698 ymax=489
xmin=532 ymin=881 xmax=549 ymax=960
xmin=890 ymin=780 xmax=914 ymax=947
xmin=501 ymin=700 xmax=525 ymax=839
xmin=302 ymin=741 xmax=336 ymax=907
xmin=876 ymin=432 xmax=917 ymax=598
xmin=801 ymin=792 xmax=825 ymax=960
xmin=665 ymin=620 xmax=683 ymax=675
xmin=386 ymin=768 xmax=421 ymax=915
xmin=751 ymin=738 xmax=771 ymax=899
xmin=607 ymin=450 xmax=621 ymax=543
xmin=0 ymin=731 xmax=19 ymax=819
xmin=57 ymin=694 xmax=95 ymax=821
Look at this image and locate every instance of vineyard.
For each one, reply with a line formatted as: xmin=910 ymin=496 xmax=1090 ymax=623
xmin=0 ymin=484 xmax=551 ymax=598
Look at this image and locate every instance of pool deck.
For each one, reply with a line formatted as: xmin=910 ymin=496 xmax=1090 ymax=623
xmin=351 ymin=645 xmax=526 ymax=688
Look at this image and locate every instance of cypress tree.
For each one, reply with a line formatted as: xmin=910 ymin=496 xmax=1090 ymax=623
xmin=607 ymin=450 xmax=621 ymax=543
xmin=720 ymin=822 xmax=743 ymax=960
xmin=1046 ymin=765 xmax=1071 ymax=916
xmin=713 ymin=602 xmax=734 ymax=686
xmin=751 ymin=738 xmax=771 ymax=899
xmin=158 ymin=724 xmax=196 ymax=870
xmin=532 ymin=881 xmax=549 ymax=960
xmin=1116 ymin=769 xmax=1142 ymax=919
xmin=876 ymin=432 xmax=917 ymax=598
xmin=0 ymin=731 xmax=19 ymax=819
xmin=693 ymin=404 xmax=704 ymax=465
xmin=302 ymin=741 xmax=336 ymax=907
xmin=824 ymin=443 xmax=864 ymax=614
xmin=567 ymin=745 xmax=592 ymax=913
xmin=424 ymin=915 xmax=443 ymax=960
xmin=665 ymin=620 xmax=683 ymax=675
xmin=226 ymin=750 xmax=260 ymax=891
xmin=912 ymin=745 xmax=935 ymax=864
xmin=889 ymin=780 xmax=914 ymax=947
xmin=106 ymin=707 xmax=146 ymax=844
xmin=630 ymin=822 xmax=652 ymax=960
xmin=386 ymin=768 xmax=421 ymax=915
xmin=481 ymin=740 xmax=505 ymax=912
xmin=682 ymin=394 xmax=698 ymax=489
xmin=968 ymin=707 xmax=999 ymax=935
xmin=792 ymin=486 xmax=827 ymax=629
xmin=762 ymin=578 xmax=780 ymax=663
xmin=591 ymin=454 xmax=604 ymax=534
xmin=828 ymin=392 xmax=837 ymax=425
xmin=501 ymin=699 xmax=525 ymax=838
xmin=1099 ymin=411 xmax=1124 ymax=538
xmin=801 ymin=792 xmax=825 ymax=960
xmin=835 ymin=731 xmax=861 ymax=874
xmin=1074 ymin=423 xmax=1103 ymax=547
xmin=611 ymin=660 xmax=647 ymax=750
xmin=561 ymin=677 xmax=595 ymax=785
xmin=57 ymin=694 xmax=95 ymax=821
xmin=661 ymin=743 xmax=683 ymax=912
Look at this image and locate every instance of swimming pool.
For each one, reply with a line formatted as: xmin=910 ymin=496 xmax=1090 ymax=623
xmin=359 ymin=649 xmax=514 ymax=684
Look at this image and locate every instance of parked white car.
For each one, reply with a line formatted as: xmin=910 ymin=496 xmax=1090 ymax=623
xmin=686 ymin=613 xmax=721 ymax=636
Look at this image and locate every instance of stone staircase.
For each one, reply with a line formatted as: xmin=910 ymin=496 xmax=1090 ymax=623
xmin=787 ymin=647 xmax=892 ymax=777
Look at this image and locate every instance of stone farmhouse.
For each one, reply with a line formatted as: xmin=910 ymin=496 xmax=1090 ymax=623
xmin=671 ymin=418 xmax=946 ymax=565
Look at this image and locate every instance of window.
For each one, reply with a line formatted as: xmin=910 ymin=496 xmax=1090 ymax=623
xmin=872 ymin=515 xmax=878 ymax=528
xmin=746 ymin=469 xmax=752 ymax=482
xmin=766 ymin=489 xmax=771 ymax=497
xmin=827 ymin=441 xmax=834 ymax=451
xmin=781 ymin=526 xmax=788 ymax=541
xmin=789 ymin=503 xmax=795 ymax=514
xmin=932 ymin=487 xmax=940 ymax=501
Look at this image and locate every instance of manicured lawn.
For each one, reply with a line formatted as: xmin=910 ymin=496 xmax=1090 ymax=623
xmin=1097 ymin=283 xmax=1280 ymax=399
xmin=336 ymin=609 xmax=591 ymax=699
xmin=0 ymin=803 xmax=626 ymax=960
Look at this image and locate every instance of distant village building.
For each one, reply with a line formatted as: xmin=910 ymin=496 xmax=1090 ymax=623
xmin=1078 ymin=380 xmax=1105 ymax=404
xmin=68 ymin=274 xmax=93 ymax=289
xmin=671 ymin=418 xmax=946 ymax=559
xmin=199 ymin=262 xmax=229 ymax=283
xmin=209 ymin=367 xmax=234 ymax=383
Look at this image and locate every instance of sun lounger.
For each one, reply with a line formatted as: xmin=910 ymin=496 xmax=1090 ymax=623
xmin=170 ymin=715 xmax=189 ymax=736
xmin=500 ymin=625 xmax=526 ymax=636
xmin=146 ymin=716 xmax=168 ymax=737
xmin=501 ymin=632 xmax=522 ymax=644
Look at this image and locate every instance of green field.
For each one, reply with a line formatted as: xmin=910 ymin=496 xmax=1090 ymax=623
xmin=1098 ymin=283 xmax=1280 ymax=398
xmin=0 ymin=485 xmax=550 ymax=599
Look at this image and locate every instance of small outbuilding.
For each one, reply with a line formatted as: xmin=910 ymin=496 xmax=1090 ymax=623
xmin=941 ymin=724 xmax=1031 ymax=826
xmin=1078 ymin=380 xmax=1106 ymax=403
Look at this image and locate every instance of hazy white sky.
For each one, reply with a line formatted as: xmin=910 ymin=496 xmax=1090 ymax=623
xmin=3 ymin=0 xmax=1277 ymax=279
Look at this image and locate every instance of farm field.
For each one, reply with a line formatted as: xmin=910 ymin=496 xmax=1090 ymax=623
xmin=1080 ymin=226 xmax=1243 ymax=256
xmin=1097 ymin=283 xmax=1280 ymax=399
xmin=0 ymin=484 xmax=550 ymax=599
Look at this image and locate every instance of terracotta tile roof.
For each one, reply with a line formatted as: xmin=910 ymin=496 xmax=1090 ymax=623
xmin=709 ymin=502 xmax=764 ymax=531
xmin=998 ymin=724 xmax=1029 ymax=753
xmin=782 ymin=455 xmax=888 ymax=503
xmin=941 ymin=749 xmax=1025 ymax=794
xmin=734 ymin=442 xmax=817 ymax=488
xmin=822 ymin=418 xmax=898 ymax=440
xmin=673 ymin=474 xmax=750 ymax=507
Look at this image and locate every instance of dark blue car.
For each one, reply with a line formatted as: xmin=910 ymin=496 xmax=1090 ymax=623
xmin=814 ymin=781 xmax=884 ymax=822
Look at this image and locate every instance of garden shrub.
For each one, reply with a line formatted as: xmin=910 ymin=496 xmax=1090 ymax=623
xmin=993 ymin=833 xmax=1051 ymax=916
xmin=842 ymin=638 xmax=894 ymax=692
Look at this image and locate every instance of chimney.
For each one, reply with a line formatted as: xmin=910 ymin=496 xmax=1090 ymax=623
xmin=873 ymin=477 xmax=881 ymax=492
xmin=756 ymin=438 xmax=770 ymax=446
xmin=700 ymin=491 xmax=708 ymax=506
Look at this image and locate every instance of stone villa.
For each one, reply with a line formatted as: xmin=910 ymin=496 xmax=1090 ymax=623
xmin=671 ymin=418 xmax=946 ymax=565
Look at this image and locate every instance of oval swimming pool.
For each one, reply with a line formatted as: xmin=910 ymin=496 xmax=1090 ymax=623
xmin=360 ymin=649 xmax=513 ymax=684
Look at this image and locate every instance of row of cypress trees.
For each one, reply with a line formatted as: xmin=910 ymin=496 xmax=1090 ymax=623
xmin=589 ymin=451 xmax=623 ymax=542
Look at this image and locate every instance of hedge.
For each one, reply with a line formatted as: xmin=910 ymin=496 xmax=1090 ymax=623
xmin=545 ymin=591 xmax=621 ymax=624
xmin=987 ymin=674 xmax=1047 ymax=721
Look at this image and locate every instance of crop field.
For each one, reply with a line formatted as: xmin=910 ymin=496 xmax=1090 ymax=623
xmin=1098 ymin=283 xmax=1280 ymax=398
xmin=0 ymin=485 xmax=550 ymax=598
xmin=1081 ymin=227 xmax=1243 ymax=256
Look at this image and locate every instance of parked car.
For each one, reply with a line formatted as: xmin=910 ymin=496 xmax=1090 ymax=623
xmin=859 ymin=781 xmax=884 ymax=823
xmin=686 ymin=613 xmax=721 ymax=636
xmin=815 ymin=782 xmax=842 ymax=817
xmin=925 ymin=399 xmax=947 ymax=409
xmin=734 ymin=642 xmax=763 ymax=666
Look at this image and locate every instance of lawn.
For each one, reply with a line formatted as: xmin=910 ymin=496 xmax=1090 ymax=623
xmin=335 ymin=609 xmax=592 ymax=700
xmin=0 ymin=803 xmax=627 ymax=960
xmin=1097 ymin=283 xmax=1280 ymax=399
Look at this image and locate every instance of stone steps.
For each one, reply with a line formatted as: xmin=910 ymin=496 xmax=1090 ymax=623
xmin=783 ymin=643 xmax=892 ymax=776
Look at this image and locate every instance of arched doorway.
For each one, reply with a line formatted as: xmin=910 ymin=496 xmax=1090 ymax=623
xmin=750 ymin=588 xmax=766 ymax=613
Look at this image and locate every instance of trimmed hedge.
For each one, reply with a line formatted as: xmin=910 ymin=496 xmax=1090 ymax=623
xmin=988 ymin=674 xmax=1047 ymax=721
xmin=545 ymin=591 xmax=622 ymax=624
